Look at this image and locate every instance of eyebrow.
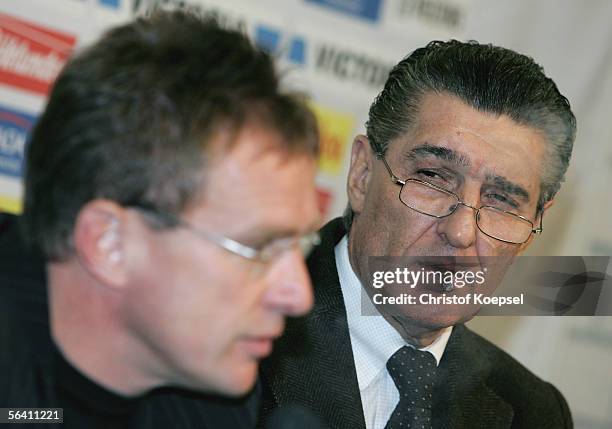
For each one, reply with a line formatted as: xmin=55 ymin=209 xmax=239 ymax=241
xmin=403 ymin=143 xmax=471 ymax=167
xmin=485 ymin=173 xmax=531 ymax=202
xmin=401 ymin=143 xmax=531 ymax=202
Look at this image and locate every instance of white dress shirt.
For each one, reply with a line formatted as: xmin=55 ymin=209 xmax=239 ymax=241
xmin=335 ymin=235 xmax=453 ymax=429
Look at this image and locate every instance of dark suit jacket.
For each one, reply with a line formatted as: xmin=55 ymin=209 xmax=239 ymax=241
xmin=260 ymin=218 xmax=572 ymax=429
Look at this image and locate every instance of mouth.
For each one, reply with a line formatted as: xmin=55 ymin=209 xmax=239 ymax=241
xmin=240 ymin=334 xmax=280 ymax=359
xmin=415 ymin=258 xmax=483 ymax=293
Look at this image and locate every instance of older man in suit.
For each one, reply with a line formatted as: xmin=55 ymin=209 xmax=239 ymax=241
xmin=261 ymin=40 xmax=576 ymax=429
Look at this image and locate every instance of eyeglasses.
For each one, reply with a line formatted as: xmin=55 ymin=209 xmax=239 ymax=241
xmin=377 ymin=154 xmax=543 ymax=245
xmin=132 ymin=206 xmax=320 ymax=263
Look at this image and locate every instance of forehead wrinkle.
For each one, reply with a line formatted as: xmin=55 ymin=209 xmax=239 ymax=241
xmin=484 ymin=172 xmax=531 ymax=202
xmin=403 ymin=143 xmax=471 ymax=167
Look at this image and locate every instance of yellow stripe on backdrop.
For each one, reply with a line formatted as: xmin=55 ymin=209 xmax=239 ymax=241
xmin=0 ymin=195 xmax=22 ymax=215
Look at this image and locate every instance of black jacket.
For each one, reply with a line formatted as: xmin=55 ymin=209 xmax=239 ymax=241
xmin=260 ymin=218 xmax=572 ymax=429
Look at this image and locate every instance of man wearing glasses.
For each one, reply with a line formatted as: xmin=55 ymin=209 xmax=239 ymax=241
xmin=261 ymin=41 xmax=576 ymax=429
xmin=0 ymin=10 xmax=320 ymax=428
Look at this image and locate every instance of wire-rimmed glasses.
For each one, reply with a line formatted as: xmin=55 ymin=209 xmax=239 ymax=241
xmin=133 ymin=205 xmax=321 ymax=262
xmin=377 ymin=154 xmax=542 ymax=245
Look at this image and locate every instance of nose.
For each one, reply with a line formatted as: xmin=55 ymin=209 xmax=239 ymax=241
xmin=436 ymin=202 xmax=478 ymax=249
xmin=262 ymin=247 xmax=314 ymax=316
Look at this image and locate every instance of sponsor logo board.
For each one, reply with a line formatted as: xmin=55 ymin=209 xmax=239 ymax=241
xmin=310 ymin=103 xmax=355 ymax=175
xmin=0 ymin=104 xmax=35 ymax=179
xmin=71 ymin=0 xmax=122 ymax=9
xmin=316 ymin=187 xmax=334 ymax=218
xmin=99 ymin=0 xmax=121 ymax=8
xmin=306 ymin=0 xmax=383 ymax=22
xmin=314 ymin=43 xmax=392 ymax=89
xmin=254 ymin=24 xmax=306 ymax=66
xmin=0 ymin=13 xmax=76 ymax=95
xmin=131 ymin=0 xmax=247 ymax=31
xmin=385 ymin=0 xmax=470 ymax=32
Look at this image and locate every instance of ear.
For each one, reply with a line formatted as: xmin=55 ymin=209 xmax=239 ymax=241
xmin=73 ymin=199 xmax=129 ymax=289
xmin=347 ymin=135 xmax=375 ymax=215
xmin=516 ymin=199 xmax=555 ymax=255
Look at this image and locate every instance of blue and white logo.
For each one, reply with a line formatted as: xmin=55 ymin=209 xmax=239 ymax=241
xmin=75 ymin=0 xmax=121 ymax=10
xmin=254 ymin=24 xmax=307 ymax=66
xmin=98 ymin=0 xmax=121 ymax=9
xmin=305 ymin=0 xmax=383 ymax=22
xmin=0 ymin=106 xmax=35 ymax=178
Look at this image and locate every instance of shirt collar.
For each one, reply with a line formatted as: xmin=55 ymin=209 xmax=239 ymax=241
xmin=335 ymin=235 xmax=452 ymax=390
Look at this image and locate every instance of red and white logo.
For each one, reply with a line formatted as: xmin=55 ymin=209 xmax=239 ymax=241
xmin=0 ymin=13 xmax=76 ymax=95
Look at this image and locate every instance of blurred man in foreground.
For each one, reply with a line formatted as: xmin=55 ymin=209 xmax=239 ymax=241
xmin=262 ymin=41 xmax=576 ymax=429
xmin=0 ymin=9 xmax=320 ymax=428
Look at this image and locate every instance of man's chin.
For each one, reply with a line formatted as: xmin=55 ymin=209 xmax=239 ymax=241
xmin=210 ymin=363 xmax=258 ymax=397
xmin=172 ymin=360 xmax=258 ymax=397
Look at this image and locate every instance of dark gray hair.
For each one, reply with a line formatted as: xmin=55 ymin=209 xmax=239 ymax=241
xmin=343 ymin=40 xmax=576 ymax=231
xmin=23 ymin=10 xmax=319 ymax=261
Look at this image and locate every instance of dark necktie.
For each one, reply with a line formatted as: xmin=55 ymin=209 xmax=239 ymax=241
xmin=384 ymin=346 xmax=438 ymax=429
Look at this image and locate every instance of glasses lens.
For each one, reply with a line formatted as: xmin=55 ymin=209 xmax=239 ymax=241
xmin=400 ymin=181 xmax=458 ymax=217
xmin=477 ymin=207 xmax=533 ymax=244
xmin=260 ymin=232 xmax=321 ymax=261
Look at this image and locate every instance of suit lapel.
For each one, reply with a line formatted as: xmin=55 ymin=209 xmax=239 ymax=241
xmin=262 ymin=219 xmax=366 ymax=429
xmin=435 ymin=325 xmax=514 ymax=429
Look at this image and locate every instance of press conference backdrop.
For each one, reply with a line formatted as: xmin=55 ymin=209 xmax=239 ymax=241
xmin=0 ymin=0 xmax=611 ymax=427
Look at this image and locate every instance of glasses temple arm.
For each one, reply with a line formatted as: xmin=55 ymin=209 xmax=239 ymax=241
xmin=377 ymin=152 xmax=405 ymax=185
xmin=533 ymin=209 xmax=544 ymax=234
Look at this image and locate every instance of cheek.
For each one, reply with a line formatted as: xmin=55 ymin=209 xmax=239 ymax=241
xmin=177 ymin=266 xmax=264 ymax=340
xmin=358 ymin=189 xmax=439 ymax=256
xmin=383 ymin=210 xmax=438 ymax=256
xmin=130 ymin=244 xmax=260 ymax=348
xmin=476 ymin=235 xmax=519 ymax=258
xmin=475 ymin=239 xmax=519 ymax=291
